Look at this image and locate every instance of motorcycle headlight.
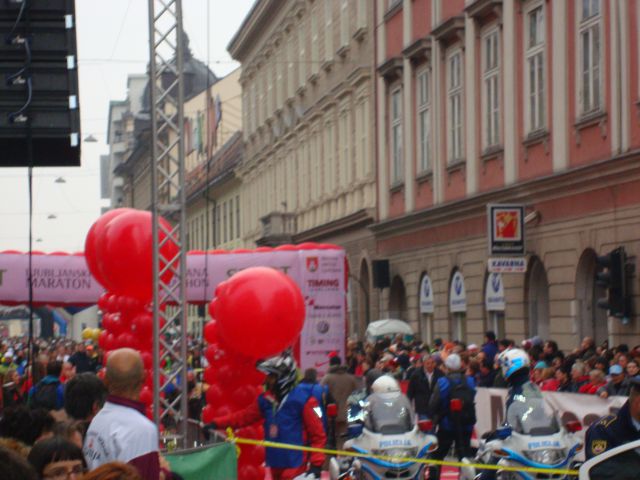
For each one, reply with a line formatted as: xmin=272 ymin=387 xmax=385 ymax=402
xmin=523 ymin=449 xmax=567 ymax=465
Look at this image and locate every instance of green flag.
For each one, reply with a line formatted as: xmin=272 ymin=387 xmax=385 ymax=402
xmin=165 ymin=443 xmax=237 ymax=480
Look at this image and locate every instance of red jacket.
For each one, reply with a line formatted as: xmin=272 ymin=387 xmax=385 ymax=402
xmin=578 ymin=380 xmax=606 ymax=395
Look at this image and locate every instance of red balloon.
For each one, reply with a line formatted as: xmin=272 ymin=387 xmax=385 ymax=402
xmin=238 ymin=465 xmax=259 ymax=480
xmin=215 ymin=267 xmax=305 ymax=359
xmin=203 ymin=366 xmax=216 ymax=386
xmin=85 ymin=208 xmax=132 ymax=288
xmin=102 ymin=313 xmax=126 ymax=336
xmin=201 ymin=404 xmax=216 ymax=424
xmin=212 ymin=363 xmax=234 ymax=386
xmin=208 ymin=298 xmax=218 ymax=320
xmin=97 ymin=330 xmax=111 ymax=350
xmin=204 ymin=344 xmax=219 ymax=365
xmin=117 ymin=295 xmax=144 ymax=314
xmin=131 ymin=312 xmax=153 ymax=336
xmin=231 ymin=385 xmax=258 ymax=409
xmin=212 ymin=404 xmax=232 ymax=418
xmin=203 ymin=321 xmax=218 ymax=345
xmin=94 ymin=210 xmax=179 ymax=301
xmin=97 ymin=292 xmax=111 ymax=312
xmin=116 ymin=332 xmax=136 ymax=349
xmin=205 ymin=384 xmax=223 ymax=406
xmin=139 ymin=386 xmax=153 ymax=405
xmin=140 ymin=351 xmax=153 ymax=370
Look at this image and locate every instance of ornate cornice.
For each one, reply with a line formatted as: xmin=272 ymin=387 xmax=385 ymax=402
xmin=294 ymin=208 xmax=376 ymax=242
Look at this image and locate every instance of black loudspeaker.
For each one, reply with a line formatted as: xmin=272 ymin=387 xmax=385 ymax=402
xmin=372 ymin=260 xmax=390 ymax=289
xmin=0 ymin=0 xmax=81 ymax=167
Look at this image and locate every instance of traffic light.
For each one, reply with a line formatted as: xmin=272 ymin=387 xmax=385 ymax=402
xmin=0 ymin=0 xmax=80 ymax=167
xmin=595 ymin=247 xmax=631 ymax=319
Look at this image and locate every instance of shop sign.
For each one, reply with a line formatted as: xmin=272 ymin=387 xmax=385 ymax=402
xmin=488 ymin=257 xmax=527 ymax=273
xmin=488 ymin=204 xmax=525 ymax=256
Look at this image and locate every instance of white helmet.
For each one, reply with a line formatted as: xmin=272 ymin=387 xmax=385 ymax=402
xmin=498 ymin=348 xmax=530 ymax=379
xmin=371 ymin=375 xmax=401 ymax=394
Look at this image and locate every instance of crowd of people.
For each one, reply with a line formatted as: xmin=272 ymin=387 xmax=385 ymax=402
xmin=344 ymin=332 xmax=640 ymax=399
xmin=0 ymin=331 xmax=638 ymax=479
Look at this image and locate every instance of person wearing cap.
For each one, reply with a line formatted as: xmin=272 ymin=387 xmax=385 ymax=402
xmin=585 ymin=376 xmax=640 ymax=458
xmin=427 ymin=353 xmax=476 ymax=480
xmin=598 ymin=364 xmax=630 ymax=398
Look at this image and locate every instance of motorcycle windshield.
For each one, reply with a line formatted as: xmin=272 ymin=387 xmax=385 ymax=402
xmin=363 ymin=392 xmax=414 ymax=435
xmin=506 ymin=382 xmax=560 ymax=436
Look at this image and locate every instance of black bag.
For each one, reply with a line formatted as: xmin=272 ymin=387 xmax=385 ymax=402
xmin=30 ymin=381 xmax=60 ymax=410
xmin=448 ymin=376 xmax=476 ymax=426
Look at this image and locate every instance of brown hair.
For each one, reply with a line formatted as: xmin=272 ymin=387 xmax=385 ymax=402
xmin=81 ymin=462 xmax=142 ymax=480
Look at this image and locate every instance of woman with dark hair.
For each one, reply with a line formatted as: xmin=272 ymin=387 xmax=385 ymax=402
xmin=27 ymin=437 xmax=86 ymax=480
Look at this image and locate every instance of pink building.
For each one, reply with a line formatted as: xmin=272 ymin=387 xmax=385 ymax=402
xmin=369 ymin=0 xmax=640 ymax=350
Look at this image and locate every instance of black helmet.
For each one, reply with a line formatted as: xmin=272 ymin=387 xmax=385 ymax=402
xmin=257 ymin=352 xmax=298 ymax=399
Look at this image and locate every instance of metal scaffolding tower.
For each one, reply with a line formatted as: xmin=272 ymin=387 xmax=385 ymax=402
xmin=147 ymin=0 xmax=188 ymax=448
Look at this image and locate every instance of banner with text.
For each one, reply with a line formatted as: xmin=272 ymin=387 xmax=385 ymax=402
xmin=0 ymin=250 xmax=346 ymax=373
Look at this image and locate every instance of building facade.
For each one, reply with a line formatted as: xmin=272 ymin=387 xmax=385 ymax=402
xmin=373 ymin=0 xmax=640 ymax=349
xmin=228 ymin=0 xmax=380 ymax=337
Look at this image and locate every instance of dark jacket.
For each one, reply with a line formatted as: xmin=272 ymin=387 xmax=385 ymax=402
xmin=482 ymin=341 xmax=499 ymax=363
xmin=406 ymin=368 xmax=443 ymax=416
xmin=585 ymin=401 xmax=640 ymax=459
xmin=68 ymin=351 xmax=94 ymax=374
xmin=428 ymin=372 xmax=476 ymax=431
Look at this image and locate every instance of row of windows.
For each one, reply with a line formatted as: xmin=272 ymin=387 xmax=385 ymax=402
xmin=187 ymin=195 xmax=241 ymax=250
xmin=243 ymin=0 xmax=368 ymax=138
xmin=388 ymin=0 xmax=604 ymax=178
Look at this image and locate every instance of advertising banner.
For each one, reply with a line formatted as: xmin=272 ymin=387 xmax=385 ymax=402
xmin=449 ymin=271 xmax=466 ymax=313
xmin=419 ymin=274 xmax=434 ymax=314
xmin=484 ymin=273 xmax=505 ymax=311
xmin=0 ymin=249 xmax=346 ymax=374
xmin=474 ymin=388 xmax=626 ymax=457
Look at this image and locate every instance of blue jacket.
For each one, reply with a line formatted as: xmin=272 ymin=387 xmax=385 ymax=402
xmin=258 ymin=383 xmax=324 ymax=468
xmin=482 ymin=341 xmax=498 ymax=363
xmin=429 ymin=373 xmax=476 ymax=432
xmin=585 ymin=401 xmax=640 ymax=459
xmin=297 ymin=382 xmax=328 ymax=431
xmin=28 ymin=375 xmax=64 ymax=410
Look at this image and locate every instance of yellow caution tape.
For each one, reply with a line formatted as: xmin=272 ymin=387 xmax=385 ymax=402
xmin=225 ymin=434 xmax=580 ymax=476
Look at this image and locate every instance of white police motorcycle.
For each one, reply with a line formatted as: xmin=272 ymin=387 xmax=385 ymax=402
xmin=459 ymin=382 xmax=583 ymax=480
xmin=328 ymin=377 xmax=438 ymax=480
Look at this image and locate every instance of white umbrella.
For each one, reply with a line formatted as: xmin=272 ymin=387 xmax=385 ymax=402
xmin=365 ymin=319 xmax=414 ymax=342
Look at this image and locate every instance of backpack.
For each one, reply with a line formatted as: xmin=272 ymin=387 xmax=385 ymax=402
xmin=447 ymin=375 xmax=476 ymax=426
xmin=30 ymin=381 xmax=63 ymax=410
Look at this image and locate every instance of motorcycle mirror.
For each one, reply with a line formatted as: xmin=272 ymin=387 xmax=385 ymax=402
xmin=418 ymin=419 xmax=433 ymax=432
xmin=327 ymin=403 xmax=338 ymax=418
xmin=565 ymin=420 xmax=582 ymax=433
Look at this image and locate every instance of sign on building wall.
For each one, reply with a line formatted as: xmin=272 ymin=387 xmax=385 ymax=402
xmin=419 ymin=274 xmax=434 ymax=314
xmin=487 ymin=204 xmax=525 ymax=256
xmin=485 ymin=272 xmax=505 ymax=311
xmin=449 ymin=271 xmax=466 ymax=313
xmin=488 ymin=257 xmax=527 ymax=273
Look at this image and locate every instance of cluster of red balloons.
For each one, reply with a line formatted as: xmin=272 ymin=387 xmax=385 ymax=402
xmin=86 ymin=209 xmax=178 ymax=420
xmin=96 ymin=292 xmax=156 ymax=415
xmin=202 ymin=267 xmax=306 ymax=479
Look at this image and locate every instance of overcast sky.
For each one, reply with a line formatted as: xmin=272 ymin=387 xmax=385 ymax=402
xmin=0 ymin=0 xmax=255 ymax=253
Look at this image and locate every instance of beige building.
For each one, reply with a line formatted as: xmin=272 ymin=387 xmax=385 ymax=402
xmin=228 ymin=0 xmax=379 ymax=337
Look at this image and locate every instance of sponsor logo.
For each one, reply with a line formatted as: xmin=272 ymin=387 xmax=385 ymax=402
xmin=491 ymin=273 xmax=501 ymax=293
xmin=306 ymin=257 xmax=319 ymax=273
xmin=316 ymin=321 xmax=330 ymax=334
xmin=307 ymin=279 xmax=340 ymax=288
xmin=454 ymin=275 xmax=463 ymax=295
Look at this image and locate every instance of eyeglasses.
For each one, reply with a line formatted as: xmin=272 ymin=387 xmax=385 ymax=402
xmin=44 ymin=463 xmax=86 ymax=479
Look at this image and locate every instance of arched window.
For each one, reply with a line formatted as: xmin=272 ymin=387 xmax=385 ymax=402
xmin=389 ymin=275 xmax=407 ymax=320
xmin=575 ymin=248 xmax=608 ymax=345
xmin=526 ymin=256 xmax=550 ymax=339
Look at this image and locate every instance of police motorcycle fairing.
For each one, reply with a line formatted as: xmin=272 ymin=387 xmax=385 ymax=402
xmin=329 ymin=381 xmax=437 ymax=480
xmin=459 ymin=383 xmax=583 ymax=480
